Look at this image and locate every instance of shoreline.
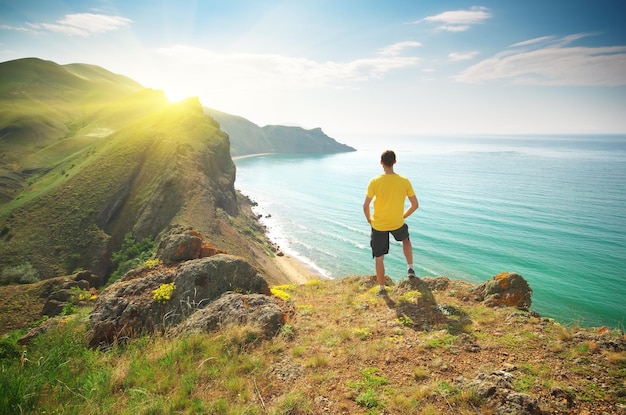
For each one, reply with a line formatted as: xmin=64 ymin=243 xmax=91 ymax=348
xmin=232 ymin=152 xmax=275 ymax=161
xmin=237 ymin=183 xmax=328 ymax=286
xmin=271 ymin=251 xmax=328 ymax=284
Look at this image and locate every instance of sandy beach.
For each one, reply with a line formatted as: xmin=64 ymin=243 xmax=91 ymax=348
xmin=271 ymin=252 xmax=326 ymax=284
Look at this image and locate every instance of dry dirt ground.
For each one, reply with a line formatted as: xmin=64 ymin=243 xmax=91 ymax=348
xmin=261 ymin=275 xmax=626 ymax=414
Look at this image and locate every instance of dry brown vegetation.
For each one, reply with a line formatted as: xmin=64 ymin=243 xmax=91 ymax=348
xmin=2 ymin=275 xmax=625 ymax=414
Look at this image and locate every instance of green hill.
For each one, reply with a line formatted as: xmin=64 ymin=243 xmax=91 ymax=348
xmin=204 ymin=107 xmax=355 ymax=156
xmin=0 ymin=58 xmax=144 ymax=204
xmin=0 ymin=58 xmax=284 ymax=283
xmin=203 ymin=107 xmax=275 ymax=156
xmin=262 ymin=125 xmax=355 ymax=154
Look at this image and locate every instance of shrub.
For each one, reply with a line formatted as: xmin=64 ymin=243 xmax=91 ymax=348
xmin=0 ymin=337 xmax=21 ymax=360
xmin=297 ymin=304 xmax=315 ymax=315
xmin=356 ymin=389 xmax=381 ymax=409
xmin=397 ymin=290 xmax=422 ymax=305
xmin=354 ymin=327 xmax=371 ymax=340
xmin=397 ymin=314 xmax=415 ymax=327
xmin=108 ymin=233 xmax=155 ymax=285
xmin=0 ymin=262 xmax=39 ymax=285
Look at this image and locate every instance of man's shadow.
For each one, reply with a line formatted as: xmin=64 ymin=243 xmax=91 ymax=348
xmin=382 ymin=276 xmax=472 ymax=334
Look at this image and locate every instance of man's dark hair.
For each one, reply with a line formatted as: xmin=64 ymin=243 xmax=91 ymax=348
xmin=381 ymin=150 xmax=396 ymax=167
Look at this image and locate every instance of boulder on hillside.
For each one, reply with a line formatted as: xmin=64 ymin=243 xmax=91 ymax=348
xmin=87 ymin=254 xmax=270 ymax=348
xmin=41 ymin=278 xmax=91 ymax=317
xmin=176 ymin=292 xmax=293 ymax=338
xmin=156 ymin=227 xmax=226 ymax=265
xmin=73 ymin=269 xmax=102 ymax=289
xmin=471 ymin=272 xmax=532 ymax=309
xmin=454 ymin=370 xmax=542 ymax=415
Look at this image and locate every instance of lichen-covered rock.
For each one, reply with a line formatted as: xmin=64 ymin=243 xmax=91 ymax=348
xmin=455 ymin=371 xmax=542 ymax=415
xmin=156 ymin=227 xmax=226 ymax=265
xmin=87 ymin=254 xmax=269 ymax=348
xmin=73 ymin=270 xmax=102 ymax=289
xmin=471 ymin=272 xmax=532 ymax=309
xmin=177 ymin=292 xmax=291 ymax=338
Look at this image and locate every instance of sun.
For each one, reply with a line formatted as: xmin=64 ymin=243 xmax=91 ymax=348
xmin=164 ymin=87 xmax=192 ymax=103
xmin=159 ymin=78 xmax=198 ymax=103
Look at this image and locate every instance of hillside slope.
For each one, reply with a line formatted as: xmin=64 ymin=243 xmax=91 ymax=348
xmin=1 ymin=272 xmax=624 ymax=414
xmin=262 ymin=124 xmax=355 ymax=154
xmin=0 ymin=58 xmax=286 ymax=283
xmin=202 ymin=107 xmax=275 ymax=156
xmin=204 ymin=107 xmax=355 ymax=156
xmin=0 ymin=58 xmax=144 ymax=204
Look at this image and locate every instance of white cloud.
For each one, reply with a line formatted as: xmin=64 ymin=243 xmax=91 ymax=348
xmin=510 ymin=36 xmax=555 ymax=48
xmin=454 ymin=34 xmax=626 ymax=86
xmin=9 ymin=13 xmax=132 ymax=37
xmin=437 ymin=25 xmax=470 ymax=33
xmin=154 ymin=45 xmax=419 ymax=88
xmin=448 ymin=51 xmax=479 ymax=61
xmin=417 ymin=6 xmax=491 ymax=32
xmin=378 ymin=41 xmax=422 ymax=57
xmin=0 ymin=24 xmax=29 ymax=32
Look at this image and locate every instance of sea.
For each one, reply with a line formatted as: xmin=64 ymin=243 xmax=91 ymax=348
xmin=234 ymin=135 xmax=626 ymax=328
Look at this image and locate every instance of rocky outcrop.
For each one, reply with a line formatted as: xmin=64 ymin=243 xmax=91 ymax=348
xmin=156 ymin=226 xmax=226 ymax=265
xmin=39 ymin=270 xmax=101 ymax=318
xmin=176 ymin=292 xmax=293 ymax=338
xmin=87 ymin=253 xmax=272 ymax=348
xmin=471 ymin=272 xmax=532 ymax=309
xmin=455 ymin=370 xmax=542 ymax=415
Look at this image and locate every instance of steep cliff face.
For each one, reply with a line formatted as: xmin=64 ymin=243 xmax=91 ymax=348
xmin=0 ymin=58 xmax=269 ymax=282
xmin=0 ymin=57 xmax=341 ymax=284
xmin=0 ymin=93 xmax=239 ymax=279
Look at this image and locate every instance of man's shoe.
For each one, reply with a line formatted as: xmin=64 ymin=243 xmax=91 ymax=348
xmin=408 ymin=268 xmax=416 ymax=278
xmin=377 ymin=288 xmax=387 ymax=297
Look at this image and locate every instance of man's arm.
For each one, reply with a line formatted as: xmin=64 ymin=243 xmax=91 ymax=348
xmin=403 ymin=195 xmax=419 ymax=219
xmin=363 ymin=196 xmax=373 ymax=224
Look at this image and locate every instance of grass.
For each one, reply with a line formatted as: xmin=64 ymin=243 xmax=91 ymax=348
xmin=1 ymin=75 xmax=268 ymax=284
xmin=1 ymin=276 xmax=625 ymax=414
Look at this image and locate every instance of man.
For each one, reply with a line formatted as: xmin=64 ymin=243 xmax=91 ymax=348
xmin=363 ymin=150 xmax=419 ymax=296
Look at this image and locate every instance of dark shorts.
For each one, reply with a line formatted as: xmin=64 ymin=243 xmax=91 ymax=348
xmin=370 ymin=223 xmax=409 ymax=258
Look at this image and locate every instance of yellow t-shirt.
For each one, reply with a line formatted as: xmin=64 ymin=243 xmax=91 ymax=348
xmin=366 ymin=173 xmax=415 ymax=231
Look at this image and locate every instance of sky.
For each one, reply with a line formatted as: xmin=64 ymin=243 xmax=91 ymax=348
xmin=1 ymin=0 xmax=626 ymax=137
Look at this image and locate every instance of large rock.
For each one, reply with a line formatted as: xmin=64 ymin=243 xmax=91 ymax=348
xmin=156 ymin=227 xmax=226 ymax=265
xmin=177 ymin=292 xmax=291 ymax=338
xmin=471 ymin=272 xmax=532 ymax=309
xmin=87 ymin=254 xmax=270 ymax=347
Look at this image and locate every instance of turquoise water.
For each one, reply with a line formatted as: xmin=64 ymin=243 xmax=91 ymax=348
xmin=234 ymin=135 xmax=626 ymax=328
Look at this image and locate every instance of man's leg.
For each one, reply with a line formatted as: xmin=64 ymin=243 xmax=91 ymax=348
xmin=375 ymin=255 xmax=385 ymax=286
xmin=392 ymin=225 xmax=414 ymax=276
xmin=402 ymin=238 xmax=416 ymax=277
xmin=402 ymin=238 xmax=413 ymax=265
